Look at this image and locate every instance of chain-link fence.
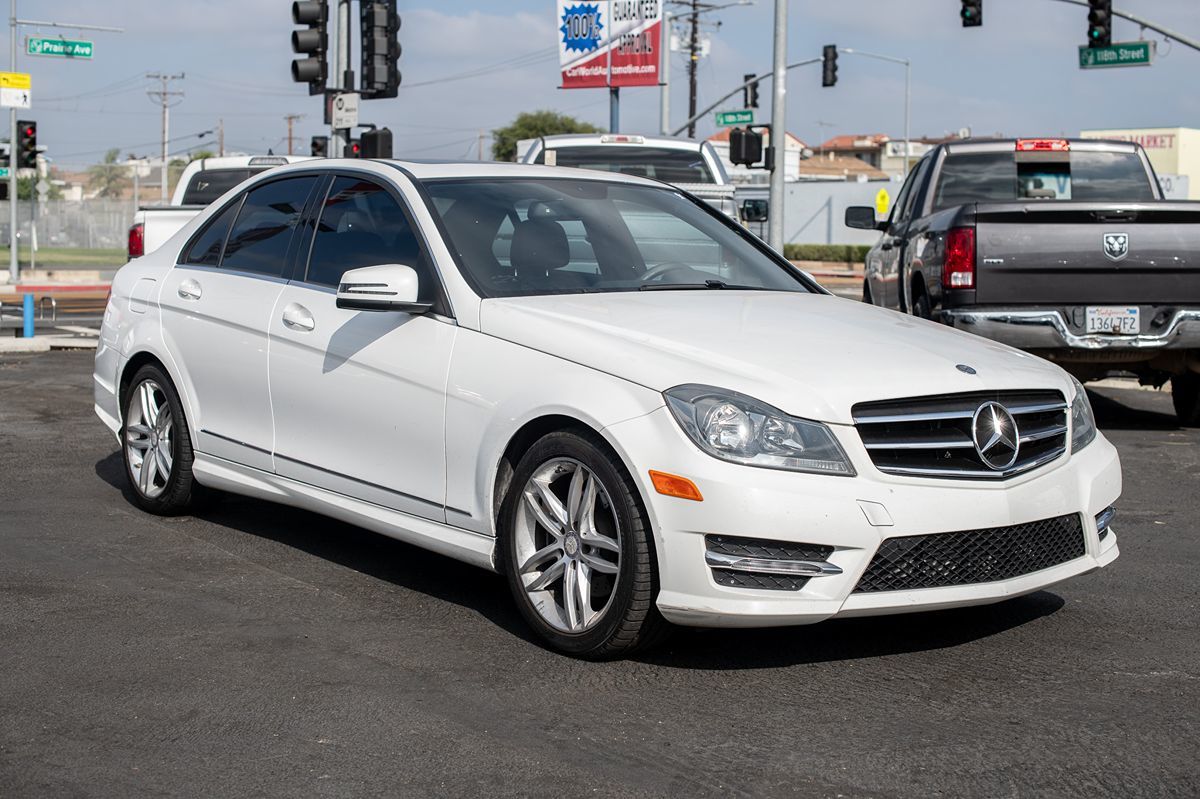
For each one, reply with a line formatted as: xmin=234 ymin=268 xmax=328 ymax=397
xmin=0 ymin=200 xmax=135 ymax=250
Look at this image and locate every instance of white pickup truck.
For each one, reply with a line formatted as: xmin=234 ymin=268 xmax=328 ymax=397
xmin=517 ymin=133 xmax=739 ymax=220
xmin=126 ymin=155 xmax=314 ymax=260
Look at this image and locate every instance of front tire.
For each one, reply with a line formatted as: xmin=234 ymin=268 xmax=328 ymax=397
xmin=1173 ymin=373 xmax=1200 ymax=427
xmin=121 ymin=364 xmax=203 ymax=515
xmin=499 ymin=430 xmax=668 ymax=659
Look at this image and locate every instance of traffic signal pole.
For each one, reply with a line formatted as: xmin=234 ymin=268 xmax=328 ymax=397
xmin=9 ymin=0 xmax=17 ymax=283
xmin=766 ymin=0 xmax=787 ymax=253
xmin=331 ymin=0 xmax=350 ymax=157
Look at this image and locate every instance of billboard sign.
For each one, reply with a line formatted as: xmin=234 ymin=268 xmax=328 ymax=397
xmin=559 ymin=1 xmax=662 ymax=90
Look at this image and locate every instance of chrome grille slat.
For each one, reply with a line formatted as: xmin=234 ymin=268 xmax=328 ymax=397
xmin=852 ymin=390 xmax=1069 ymax=480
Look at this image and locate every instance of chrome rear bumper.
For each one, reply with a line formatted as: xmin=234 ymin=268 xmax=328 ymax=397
xmin=942 ymin=308 xmax=1200 ymax=351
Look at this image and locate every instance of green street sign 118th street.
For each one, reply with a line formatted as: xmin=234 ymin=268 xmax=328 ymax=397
xmin=27 ymin=37 xmax=94 ymax=59
xmin=1078 ymin=40 xmax=1154 ymax=69
xmin=716 ymin=109 xmax=755 ymax=127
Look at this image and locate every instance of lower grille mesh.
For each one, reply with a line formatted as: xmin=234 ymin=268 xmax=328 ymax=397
xmin=853 ymin=513 xmax=1085 ymax=593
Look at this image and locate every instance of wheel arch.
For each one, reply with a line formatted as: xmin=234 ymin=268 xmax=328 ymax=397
xmin=117 ymin=350 xmax=197 ymax=442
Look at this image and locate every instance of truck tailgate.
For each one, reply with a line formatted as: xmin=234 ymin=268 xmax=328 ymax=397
xmin=973 ymin=202 xmax=1200 ymax=304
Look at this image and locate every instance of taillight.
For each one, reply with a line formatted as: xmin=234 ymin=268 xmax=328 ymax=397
xmin=1015 ymin=138 xmax=1070 ymax=152
xmin=943 ymin=227 xmax=976 ymax=289
xmin=127 ymin=222 xmax=145 ymax=259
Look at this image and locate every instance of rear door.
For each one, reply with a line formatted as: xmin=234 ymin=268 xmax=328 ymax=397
xmin=160 ymin=174 xmax=320 ymax=471
xmin=267 ymin=173 xmax=456 ymax=521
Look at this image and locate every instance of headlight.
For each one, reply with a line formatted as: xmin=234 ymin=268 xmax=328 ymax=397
xmin=664 ymin=384 xmax=855 ymax=476
xmin=1070 ymin=376 xmax=1097 ymax=453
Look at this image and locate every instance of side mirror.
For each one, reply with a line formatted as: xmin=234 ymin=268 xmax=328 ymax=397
xmin=335 ymin=264 xmax=432 ymax=314
xmin=740 ymin=199 xmax=769 ymax=223
xmin=845 ymin=206 xmax=882 ymax=230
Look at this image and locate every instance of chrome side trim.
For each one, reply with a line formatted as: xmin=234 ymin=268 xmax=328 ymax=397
xmin=704 ymin=550 xmax=843 ymax=577
xmin=943 ymin=308 xmax=1200 ymax=351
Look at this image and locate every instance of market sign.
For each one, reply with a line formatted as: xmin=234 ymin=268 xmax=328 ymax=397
xmin=558 ymin=1 xmax=662 ymax=90
xmin=27 ymin=36 xmax=94 ymax=59
xmin=1078 ymin=41 xmax=1154 ymax=70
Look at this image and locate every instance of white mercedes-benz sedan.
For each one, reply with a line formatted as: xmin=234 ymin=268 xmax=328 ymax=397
xmin=94 ymin=159 xmax=1121 ymax=658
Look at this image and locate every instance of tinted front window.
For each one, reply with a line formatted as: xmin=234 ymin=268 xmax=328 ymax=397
xmin=305 ymin=177 xmax=433 ymax=298
xmin=539 ymin=146 xmax=715 ymax=184
xmin=221 ymin=176 xmax=317 ymax=277
xmin=183 ymin=200 xmax=240 ymax=266
xmin=180 ymin=168 xmax=265 ymax=205
xmin=934 ymin=149 xmax=1154 ymax=208
xmin=426 ymin=179 xmax=808 ymax=298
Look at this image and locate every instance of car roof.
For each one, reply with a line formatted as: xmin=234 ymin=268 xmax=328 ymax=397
xmin=264 ymin=157 xmax=671 ymax=188
xmin=536 ymin=133 xmax=705 ymax=151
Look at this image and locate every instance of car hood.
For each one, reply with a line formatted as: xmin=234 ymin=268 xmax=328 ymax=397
xmin=479 ymin=291 xmax=1072 ymax=425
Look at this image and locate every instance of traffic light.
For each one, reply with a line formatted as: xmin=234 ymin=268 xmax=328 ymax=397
xmin=360 ymin=127 xmax=393 ymax=159
xmin=361 ymin=0 xmax=401 ymax=99
xmin=960 ymin=0 xmax=982 ymax=28
xmin=729 ymin=127 xmax=763 ymax=167
xmin=1087 ymin=0 xmax=1112 ymax=48
xmin=291 ymin=1 xmax=328 ymax=96
xmin=347 ymin=139 xmax=362 ymax=158
xmin=311 ymin=135 xmax=329 ymax=157
xmin=742 ymin=74 xmax=759 ymax=109
xmin=821 ymin=45 xmax=837 ymax=88
xmin=17 ymin=120 xmax=37 ymax=169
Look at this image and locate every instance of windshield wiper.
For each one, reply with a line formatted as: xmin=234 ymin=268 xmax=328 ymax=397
xmin=639 ymin=279 xmax=757 ymax=291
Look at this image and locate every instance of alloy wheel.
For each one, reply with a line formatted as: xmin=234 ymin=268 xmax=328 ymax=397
xmin=513 ymin=458 xmax=622 ymax=633
xmin=125 ymin=380 xmax=174 ymax=499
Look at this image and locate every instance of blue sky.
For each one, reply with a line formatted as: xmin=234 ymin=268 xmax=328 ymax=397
xmin=17 ymin=0 xmax=1200 ymax=170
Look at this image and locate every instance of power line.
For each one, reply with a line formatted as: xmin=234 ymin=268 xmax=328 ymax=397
xmin=146 ymin=72 xmax=185 ymax=202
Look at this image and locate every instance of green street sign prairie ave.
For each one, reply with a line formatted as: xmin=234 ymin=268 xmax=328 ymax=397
xmin=27 ymin=37 xmax=94 ymax=59
xmin=1078 ymin=41 xmax=1154 ymax=69
xmin=716 ymin=110 xmax=755 ymax=127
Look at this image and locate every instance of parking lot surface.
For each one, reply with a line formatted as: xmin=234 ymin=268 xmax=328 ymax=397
xmin=1 ymin=351 xmax=1197 ymax=798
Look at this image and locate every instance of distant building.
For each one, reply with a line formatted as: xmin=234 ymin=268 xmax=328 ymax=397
xmin=706 ymin=128 xmax=809 ymax=184
xmin=1080 ymin=126 xmax=1199 ymax=199
xmin=707 ymin=129 xmax=892 ymax=183
xmin=817 ymin=133 xmax=955 ymax=177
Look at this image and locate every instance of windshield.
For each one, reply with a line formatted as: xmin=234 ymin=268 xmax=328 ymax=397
xmin=536 ymin=146 xmax=715 ymax=184
xmin=424 ymin=179 xmax=809 ymax=298
xmin=180 ymin=168 xmax=268 ymax=205
xmin=933 ymin=150 xmax=1155 ymax=209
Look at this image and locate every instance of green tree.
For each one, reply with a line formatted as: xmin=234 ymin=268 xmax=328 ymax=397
xmin=188 ymin=150 xmax=216 ymax=162
xmin=87 ymin=148 xmax=128 ymax=198
xmin=491 ymin=110 xmax=604 ymax=162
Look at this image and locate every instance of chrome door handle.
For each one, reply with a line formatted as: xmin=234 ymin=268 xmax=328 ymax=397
xmin=281 ymin=303 xmax=315 ymax=332
xmin=178 ymin=278 xmax=202 ymax=300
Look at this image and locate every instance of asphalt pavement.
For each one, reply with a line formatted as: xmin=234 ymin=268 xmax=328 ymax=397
xmin=1 ymin=351 xmax=1197 ymax=798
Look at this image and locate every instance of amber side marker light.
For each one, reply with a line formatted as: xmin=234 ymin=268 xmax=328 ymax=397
xmin=649 ymin=470 xmax=704 ymax=502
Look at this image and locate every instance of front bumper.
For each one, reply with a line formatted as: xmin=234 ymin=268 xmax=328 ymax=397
xmin=942 ymin=306 xmax=1200 ymax=352
xmin=605 ymin=407 xmax=1121 ymax=628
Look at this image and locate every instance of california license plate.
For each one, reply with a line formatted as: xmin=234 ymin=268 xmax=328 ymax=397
xmin=1086 ymin=306 xmax=1139 ymax=334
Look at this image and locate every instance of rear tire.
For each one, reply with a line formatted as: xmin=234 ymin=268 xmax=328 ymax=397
xmin=499 ymin=430 xmax=670 ymax=659
xmin=911 ymin=287 xmax=932 ymax=320
xmin=861 ymin=280 xmax=873 ymax=305
xmin=121 ymin=365 xmax=203 ymax=515
xmin=1173 ymin=373 xmax=1200 ymax=427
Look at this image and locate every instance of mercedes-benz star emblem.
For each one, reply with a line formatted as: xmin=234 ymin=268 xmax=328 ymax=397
xmin=971 ymin=401 xmax=1020 ymax=471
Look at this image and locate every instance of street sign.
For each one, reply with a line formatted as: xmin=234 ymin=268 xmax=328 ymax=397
xmin=0 ymin=71 xmax=31 ymax=109
xmin=35 ymin=180 xmax=50 ymax=196
xmin=331 ymin=92 xmax=360 ymax=129
xmin=716 ymin=110 xmax=754 ymax=127
xmin=27 ymin=36 xmax=94 ymax=59
xmin=1078 ymin=41 xmax=1154 ymax=69
xmin=0 ymin=168 xmax=9 ymax=179
xmin=875 ymin=188 xmax=890 ymax=216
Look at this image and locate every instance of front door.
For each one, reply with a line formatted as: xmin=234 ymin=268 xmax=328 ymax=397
xmin=160 ymin=174 xmax=320 ymax=471
xmin=267 ymin=174 xmax=456 ymax=521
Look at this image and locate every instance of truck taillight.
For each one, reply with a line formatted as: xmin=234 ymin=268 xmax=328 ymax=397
xmin=1016 ymin=138 xmax=1069 ymax=152
xmin=127 ymin=222 xmax=144 ymax=259
xmin=943 ymin=227 xmax=976 ymax=289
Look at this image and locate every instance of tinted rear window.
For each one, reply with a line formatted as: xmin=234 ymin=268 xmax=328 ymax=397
xmin=933 ymin=150 xmax=1155 ymax=209
xmin=537 ymin=146 xmax=715 ymax=184
xmin=180 ymin=168 xmax=266 ymax=205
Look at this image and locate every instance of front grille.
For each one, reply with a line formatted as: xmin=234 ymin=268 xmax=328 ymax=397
xmin=852 ymin=390 xmax=1068 ymax=479
xmin=853 ymin=513 xmax=1085 ymax=593
xmin=705 ymin=535 xmax=836 ymax=592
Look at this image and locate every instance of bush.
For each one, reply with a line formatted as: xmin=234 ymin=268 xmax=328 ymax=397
xmin=783 ymin=244 xmax=871 ymax=263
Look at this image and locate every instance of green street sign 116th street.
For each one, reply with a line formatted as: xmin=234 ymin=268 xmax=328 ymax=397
xmin=27 ymin=36 xmax=94 ymax=59
xmin=716 ymin=109 xmax=755 ymax=127
xmin=1079 ymin=40 xmax=1154 ymax=70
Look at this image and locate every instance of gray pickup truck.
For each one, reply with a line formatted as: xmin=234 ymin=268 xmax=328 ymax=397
xmin=845 ymin=137 xmax=1200 ymax=425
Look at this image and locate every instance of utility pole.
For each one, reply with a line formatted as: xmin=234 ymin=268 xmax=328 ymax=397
xmin=284 ymin=114 xmax=304 ymax=155
xmin=218 ymin=118 xmax=225 ymax=157
xmin=330 ymin=0 xmax=351 ymax=157
xmin=767 ymin=0 xmax=787 ymax=253
xmin=686 ymin=0 xmax=700 ymax=138
xmin=146 ymin=72 xmax=184 ymax=203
